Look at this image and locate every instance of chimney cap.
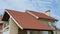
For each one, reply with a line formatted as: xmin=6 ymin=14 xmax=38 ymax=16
xmin=45 ymin=10 xmax=50 ymax=13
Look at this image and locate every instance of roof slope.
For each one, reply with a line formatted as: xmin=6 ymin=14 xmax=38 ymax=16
xmin=0 ymin=16 xmax=2 ymax=30
xmin=0 ymin=16 xmax=2 ymax=21
xmin=5 ymin=9 xmax=55 ymax=30
xmin=26 ymin=10 xmax=57 ymax=21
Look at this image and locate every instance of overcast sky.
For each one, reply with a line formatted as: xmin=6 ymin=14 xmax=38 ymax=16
xmin=0 ymin=0 xmax=60 ymax=29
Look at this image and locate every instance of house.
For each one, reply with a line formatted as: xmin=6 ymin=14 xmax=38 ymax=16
xmin=0 ymin=16 xmax=3 ymax=34
xmin=2 ymin=9 xmax=58 ymax=34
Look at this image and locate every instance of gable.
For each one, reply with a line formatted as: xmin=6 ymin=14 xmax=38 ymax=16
xmin=2 ymin=12 xmax=10 ymax=21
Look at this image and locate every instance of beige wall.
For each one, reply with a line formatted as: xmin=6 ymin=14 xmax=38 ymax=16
xmin=9 ymin=18 xmax=18 ymax=34
xmin=56 ymin=30 xmax=60 ymax=34
xmin=39 ymin=19 xmax=49 ymax=26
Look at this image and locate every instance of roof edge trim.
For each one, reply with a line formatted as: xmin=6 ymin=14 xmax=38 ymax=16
xmin=5 ymin=10 xmax=23 ymax=30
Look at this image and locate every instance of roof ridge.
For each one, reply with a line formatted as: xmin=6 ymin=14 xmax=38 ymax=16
xmin=5 ymin=9 xmax=24 ymax=13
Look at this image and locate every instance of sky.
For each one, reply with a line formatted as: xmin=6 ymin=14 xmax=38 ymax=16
xmin=0 ymin=0 xmax=60 ymax=28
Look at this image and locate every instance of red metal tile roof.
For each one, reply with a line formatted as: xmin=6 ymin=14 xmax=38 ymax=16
xmin=0 ymin=16 xmax=2 ymax=30
xmin=5 ymin=9 xmax=55 ymax=30
xmin=0 ymin=16 xmax=2 ymax=21
xmin=26 ymin=10 xmax=57 ymax=21
xmin=0 ymin=24 xmax=2 ymax=30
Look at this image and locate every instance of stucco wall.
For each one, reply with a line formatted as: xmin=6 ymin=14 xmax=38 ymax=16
xmin=9 ymin=18 xmax=18 ymax=34
xmin=39 ymin=19 xmax=49 ymax=26
xmin=57 ymin=30 xmax=60 ymax=34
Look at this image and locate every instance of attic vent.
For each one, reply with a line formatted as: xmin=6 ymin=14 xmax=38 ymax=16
xmin=26 ymin=10 xmax=39 ymax=19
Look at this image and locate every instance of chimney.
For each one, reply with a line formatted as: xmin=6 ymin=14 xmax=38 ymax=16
xmin=44 ymin=10 xmax=50 ymax=16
